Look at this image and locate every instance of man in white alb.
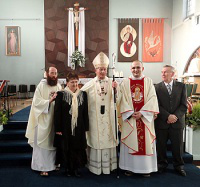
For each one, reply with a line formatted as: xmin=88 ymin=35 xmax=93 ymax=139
xmin=25 ymin=67 xmax=61 ymax=176
xmin=119 ymin=60 xmax=159 ymax=177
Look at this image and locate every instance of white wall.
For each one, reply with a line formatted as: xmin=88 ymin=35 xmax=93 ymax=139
xmin=0 ymin=0 xmax=176 ymax=85
xmin=109 ymin=0 xmax=173 ymax=83
xmin=0 ymin=0 xmax=44 ymax=88
xmin=172 ymin=0 xmax=200 ymax=77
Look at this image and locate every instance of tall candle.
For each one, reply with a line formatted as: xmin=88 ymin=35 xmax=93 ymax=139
xmin=120 ymin=71 xmax=123 ymax=78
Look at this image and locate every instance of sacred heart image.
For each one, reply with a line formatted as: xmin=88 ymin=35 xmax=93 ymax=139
xmin=131 ymin=86 xmax=143 ymax=102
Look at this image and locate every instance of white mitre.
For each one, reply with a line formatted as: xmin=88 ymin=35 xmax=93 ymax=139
xmin=92 ymin=52 xmax=109 ymax=69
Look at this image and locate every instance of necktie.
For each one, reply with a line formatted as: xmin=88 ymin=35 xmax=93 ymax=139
xmin=167 ymin=84 xmax=172 ymax=95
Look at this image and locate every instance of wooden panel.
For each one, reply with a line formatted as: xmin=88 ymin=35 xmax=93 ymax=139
xmin=44 ymin=0 xmax=109 ymax=78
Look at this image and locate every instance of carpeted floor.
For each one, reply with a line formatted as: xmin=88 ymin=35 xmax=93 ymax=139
xmin=2 ymin=103 xmax=200 ymax=187
xmin=9 ymin=106 xmax=31 ymax=122
xmin=0 ymin=164 xmax=200 ymax=187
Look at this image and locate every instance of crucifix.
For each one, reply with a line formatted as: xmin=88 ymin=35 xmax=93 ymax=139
xmin=65 ymin=2 xmax=88 ymax=48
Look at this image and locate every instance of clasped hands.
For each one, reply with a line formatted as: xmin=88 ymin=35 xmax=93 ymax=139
xmin=132 ymin=111 xmax=142 ymax=120
xmin=56 ymin=132 xmax=62 ymax=135
xmin=167 ymin=114 xmax=178 ymax=124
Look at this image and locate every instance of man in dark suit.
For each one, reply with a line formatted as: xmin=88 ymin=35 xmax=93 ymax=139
xmin=155 ymin=65 xmax=187 ymax=176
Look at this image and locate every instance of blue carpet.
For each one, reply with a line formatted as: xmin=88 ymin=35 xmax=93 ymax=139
xmin=0 ymin=164 xmax=199 ymax=187
xmin=9 ymin=106 xmax=31 ymax=122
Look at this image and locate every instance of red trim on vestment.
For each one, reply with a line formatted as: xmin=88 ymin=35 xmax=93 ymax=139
xmin=121 ymin=129 xmax=134 ymax=140
xmin=120 ymin=110 xmax=134 ymax=114
xmin=121 ymin=141 xmax=154 ymax=156
xmin=121 ymin=120 xmax=134 ymax=140
xmin=142 ymin=110 xmax=159 ymax=114
xmin=126 ymin=120 xmax=134 ymax=129
xmin=121 ymin=140 xmax=138 ymax=153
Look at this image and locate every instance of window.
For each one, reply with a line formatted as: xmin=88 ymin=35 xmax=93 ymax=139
xmin=186 ymin=0 xmax=195 ymax=17
xmin=183 ymin=0 xmax=195 ymax=20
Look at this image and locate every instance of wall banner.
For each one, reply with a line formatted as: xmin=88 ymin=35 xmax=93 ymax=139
xmin=118 ymin=18 xmax=139 ymax=62
xmin=142 ymin=18 xmax=164 ymax=62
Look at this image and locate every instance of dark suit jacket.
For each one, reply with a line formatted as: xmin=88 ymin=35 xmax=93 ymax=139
xmin=155 ymin=81 xmax=187 ymax=129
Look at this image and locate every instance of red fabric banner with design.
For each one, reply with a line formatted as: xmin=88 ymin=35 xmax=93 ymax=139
xmin=142 ymin=18 xmax=164 ymax=62
xmin=118 ymin=19 xmax=139 ymax=62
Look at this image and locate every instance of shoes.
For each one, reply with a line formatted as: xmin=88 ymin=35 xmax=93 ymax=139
xmin=65 ymin=169 xmax=73 ymax=177
xmin=158 ymin=167 xmax=166 ymax=174
xmin=142 ymin=174 xmax=150 ymax=177
xmin=176 ymin=169 xmax=186 ymax=177
xmin=125 ymin=171 xmax=133 ymax=176
xmin=74 ymin=170 xmax=81 ymax=178
xmin=55 ymin=165 xmax=60 ymax=171
xmin=40 ymin=171 xmax=49 ymax=177
xmin=65 ymin=169 xmax=81 ymax=177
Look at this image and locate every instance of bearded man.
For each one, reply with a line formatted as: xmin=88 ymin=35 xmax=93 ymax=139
xmin=26 ymin=67 xmax=61 ymax=177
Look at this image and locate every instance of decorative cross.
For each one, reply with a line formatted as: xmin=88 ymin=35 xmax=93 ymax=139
xmin=65 ymin=2 xmax=88 ymax=47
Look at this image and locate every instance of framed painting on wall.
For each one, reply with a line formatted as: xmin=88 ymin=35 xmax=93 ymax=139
xmin=5 ymin=26 xmax=20 ymax=56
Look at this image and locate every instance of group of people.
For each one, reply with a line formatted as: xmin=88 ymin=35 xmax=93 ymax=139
xmin=25 ymin=52 xmax=187 ymax=178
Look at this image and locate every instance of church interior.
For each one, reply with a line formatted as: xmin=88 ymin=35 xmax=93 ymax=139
xmin=0 ymin=0 xmax=200 ymax=186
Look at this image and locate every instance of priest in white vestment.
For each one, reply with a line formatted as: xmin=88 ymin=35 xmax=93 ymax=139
xmin=119 ymin=60 xmax=159 ymax=177
xmin=81 ymin=52 xmax=119 ymax=175
xmin=25 ymin=67 xmax=61 ymax=176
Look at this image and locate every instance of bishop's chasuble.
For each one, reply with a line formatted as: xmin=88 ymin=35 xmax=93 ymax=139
xmin=119 ymin=76 xmax=159 ymax=173
xmin=81 ymin=76 xmax=119 ymax=175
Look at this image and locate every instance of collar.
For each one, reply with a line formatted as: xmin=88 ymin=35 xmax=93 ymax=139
xmin=130 ymin=74 xmax=145 ymax=80
xmin=95 ymin=76 xmax=108 ymax=82
xmin=164 ymin=80 xmax=173 ymax=87
xmin=64 ymin=86 xmax=80 ymax=95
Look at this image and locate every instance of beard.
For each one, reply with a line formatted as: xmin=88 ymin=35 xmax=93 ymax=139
xmin=47 ymin=75 xmax=58 ymax=86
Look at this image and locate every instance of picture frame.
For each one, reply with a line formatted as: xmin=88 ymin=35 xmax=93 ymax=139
xmin=5 ymin=26 xmax=20 ymax=56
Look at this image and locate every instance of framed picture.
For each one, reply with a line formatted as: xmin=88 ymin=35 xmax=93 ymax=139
xmin=5 ymin=26 xmax=20 ymax=56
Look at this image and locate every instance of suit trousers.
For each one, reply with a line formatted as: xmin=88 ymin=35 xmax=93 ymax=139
xmin=156 ymin=126 xmax=184 ymax=170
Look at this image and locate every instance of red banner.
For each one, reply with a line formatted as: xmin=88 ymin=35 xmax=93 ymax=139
xmin=142 ymin=18 xmax=164 ymax=62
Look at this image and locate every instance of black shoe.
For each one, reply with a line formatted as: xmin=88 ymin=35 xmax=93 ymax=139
xmin=158 ymin=167 xmax=166 ymax=174
xmin=74 ymin=170 xmax=81 ymax=178
xmin=176 ymin=169 xmax=186 ymax=177
xmin=65 ymin=169 xmax=73 ymax=177
xmin=125 ymin=171 xmax=133 ymax=176
xmin=142 ymin=174 xmax=151 ymax=177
